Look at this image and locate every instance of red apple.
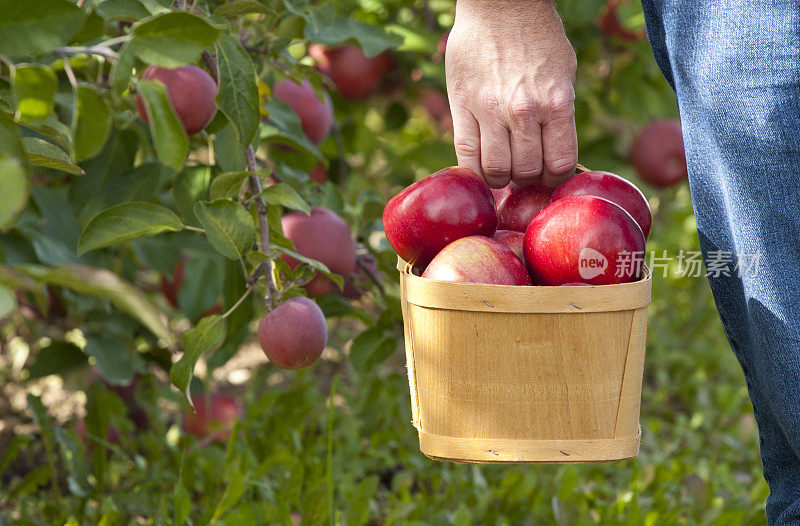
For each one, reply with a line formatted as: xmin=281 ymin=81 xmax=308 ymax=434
xmin=309 ymin=44 xmax=393 ymax=100
xmin=550 ymin=170 xmax=652 ymax=238
xmin=420 ymin=87 xmax=453 ymax=133
xmin=273 ymin=79 xmax=333 ymax=144
xmin=491 ymin=185 xmax=512 ymax=209
xmin=281 ymin=207 xmax=356 ymax=296
xmin=257 ymin=297 xmax=327 ymax=369
xmin=561 ymin=282 xmax=591 ymax=286
xmin=382 ymin=166 xmax=497 ymax=267
xmin=183 ymin=393 xmax=242 ymax=443
xmin=496 ymin=182 xmax=553 ymax=232
xmin=524 ymin=195 xmax=646 ymax=285
xmin=342 ymin=252 xmax=380 ymax=299
xmin=493 ymin=229 xmax=525 ymax=261
xmin=597 ymin=0 xmax=645 ymax=41
xmin=422 ymin=235 xmax=531 ymax=285
xmin=136 ymin=65 xmax=217 ymax=135
xmin=309 ymin=162 xmax=328 ymax=184
xmin=631 ymin=120 xmax=687 ymax=187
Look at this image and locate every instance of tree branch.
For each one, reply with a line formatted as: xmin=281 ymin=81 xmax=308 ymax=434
xmin=55 ymin=45 xmax=118 ymax=60
xmin=246 ymin=146 xmax=279 ymax=310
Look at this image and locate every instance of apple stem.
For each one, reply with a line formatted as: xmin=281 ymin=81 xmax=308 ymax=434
xmin=245 ymin=146 xmax=279 ymax=311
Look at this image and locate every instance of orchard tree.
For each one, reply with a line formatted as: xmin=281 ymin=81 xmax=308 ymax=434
xmin=0 ymin=0 xmax=417 ymax=409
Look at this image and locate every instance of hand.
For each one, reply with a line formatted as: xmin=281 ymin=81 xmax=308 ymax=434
xmin=445 ymin=0 xmax=578 ymax=188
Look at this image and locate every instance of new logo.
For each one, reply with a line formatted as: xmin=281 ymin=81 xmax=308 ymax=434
xmin=578 ymin=247 xmax=608 ymax=279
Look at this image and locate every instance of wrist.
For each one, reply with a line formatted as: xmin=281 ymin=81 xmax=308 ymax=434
xmin=455 ymin=0 xmax=559 ymax=26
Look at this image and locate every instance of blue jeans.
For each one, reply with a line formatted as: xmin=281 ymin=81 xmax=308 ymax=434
xmin=641 ymin=1 xmax=800 ymax=523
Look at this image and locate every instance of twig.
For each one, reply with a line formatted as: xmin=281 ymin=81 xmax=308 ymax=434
xmin=60 ymin=57 xmax=78 ymax=88
xmin=246 ymin=146 xmax=278 ymax=309
xmin=221 ymin=284 xmax=253 ymax=319
xmin=55 ymin=45 xmax=118 ymax=60
xmin=356 ymin=255 xmax=385 ymax=296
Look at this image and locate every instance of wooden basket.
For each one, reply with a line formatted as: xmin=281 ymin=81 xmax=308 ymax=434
xmin=398 ymin=258 xmax=651 ymax=463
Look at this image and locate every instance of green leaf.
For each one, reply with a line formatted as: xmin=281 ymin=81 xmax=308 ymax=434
xmin=131 ymin=11 xmax=222 ymax=67
xmin=302 ymin=4 xmax=401 ymax=57
xmin=17 ymin=264 xmax=173 ymax=344
xmin=211 ymin=472 xmax=247 ymax=523
xmin=174 ymin=480 xmax=191 ymax=525
xmin=27 ymin=341 xmax=88 ymax=379
xmin=214 ymin=0 xmax=275 ymax=17
xmin=0 ymin=0 xmax=85 ymax=58
xmin=13 ymin=65 xmax=57 ymax=123
xmin=0 ymin=435 xmax=33 ymax=482
xmin=173 ymin=165 xmax=211 ymax=226
xmin=72 ymin=84 xmax=112 ymax=162
xmin=214 ymin=35 xmax=260 ymax=148
xmin=210 ymin=171 xmax=251 ymax=200
xmin=77 ymin=202 xmax=184 ymax=255
xmin=261 ymin=99 xmax=323 ymax=160
xmin=26 ymin=394 xmax=59 ymax=491
xmin=96 ymin=0 xmax=151 ymax=22
xmin=273 ymin=245 xmax=344 ymax=291
xmin=261 ymin=183 xmax=310 ymax=215
xmin=110 ymin=41 xmax=137 ymax=99
xmin=193 ymin=199 xmax=255 ymax=260
xmin=137 ymin=80 xmax=189 ymax=170
xmin=0 ymin=157 xmax=29 ymax=232
xmin=69 ymin=9 xmax=105 ymax=45
xmin=0 ymin=285 xmax=14 ymax=318
xmin=85 ymin=332 xmax=145 ymax=386
xmin=348 ymin=326 xmax=396 ymax=374
xmin=213 ymin=122 xmax=247 ymax=172
xmin=23 ymin=137 xmax=84 ymax=175
xmin=0 ymin=112 xmax=30 ymax=231
xmin=170 ymin=315 xmax=226 ymax=404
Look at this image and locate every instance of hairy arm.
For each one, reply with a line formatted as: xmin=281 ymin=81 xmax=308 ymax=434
xmin=446 ymin=0 xmax=578 ymax=188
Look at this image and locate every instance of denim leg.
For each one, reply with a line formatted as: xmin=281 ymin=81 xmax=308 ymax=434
xmin=641 ymin=1 xmax=800 ymax=523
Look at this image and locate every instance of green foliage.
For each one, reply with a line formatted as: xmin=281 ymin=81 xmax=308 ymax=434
xmin=0 ymin=0 xmax=766 ymax=524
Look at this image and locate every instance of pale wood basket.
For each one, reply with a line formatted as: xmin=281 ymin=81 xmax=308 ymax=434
xmin=398 ymin=258 xmax=651 ymax=464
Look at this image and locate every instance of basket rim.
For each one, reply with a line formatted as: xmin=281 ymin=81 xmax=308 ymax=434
xmin=398 ymin=257 xmax=651 ymax=313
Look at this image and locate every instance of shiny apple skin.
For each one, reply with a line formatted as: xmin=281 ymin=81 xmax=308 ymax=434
xmin=382 ymin=166 xmax=497 ymax=267
xmin=550 ymin=170 xmax=652 ymax=238
xmin=524 ymin=195 xmax=646 ymax=285
xmin=496 ymin=182 xmax=553 ymax=232
xmin=493 ymin=229 xmax=525 ymax=262
xmin=422 ymin=235 xmax=532 ymax=286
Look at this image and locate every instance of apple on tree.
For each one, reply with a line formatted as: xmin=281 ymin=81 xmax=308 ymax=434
xmin=550 ymin=170 xmax=652 ymax=238
xmin=631 ymin=120 xmax=688 ymax=187
xmin=382 ymin=166 xmax=497 ymax=267
xmin=258 ymin=297 xmax=328 ymax=369
xmin=524 ymin=195 xmax=646 ymax=285
xmin=422 ymin=235 xmax=532 ymax=286
xmin=182 ymin=393 xmax=242 ymax=443
xmin=280 ymin=207 xmax=357 ymax=297
xmin=136 ymin=65 xmax=218 ymax=135
xmin=272 ymin=79 xmax=333 ymax=144
xmin=309 ymin=44 xmax=394 ymax=99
